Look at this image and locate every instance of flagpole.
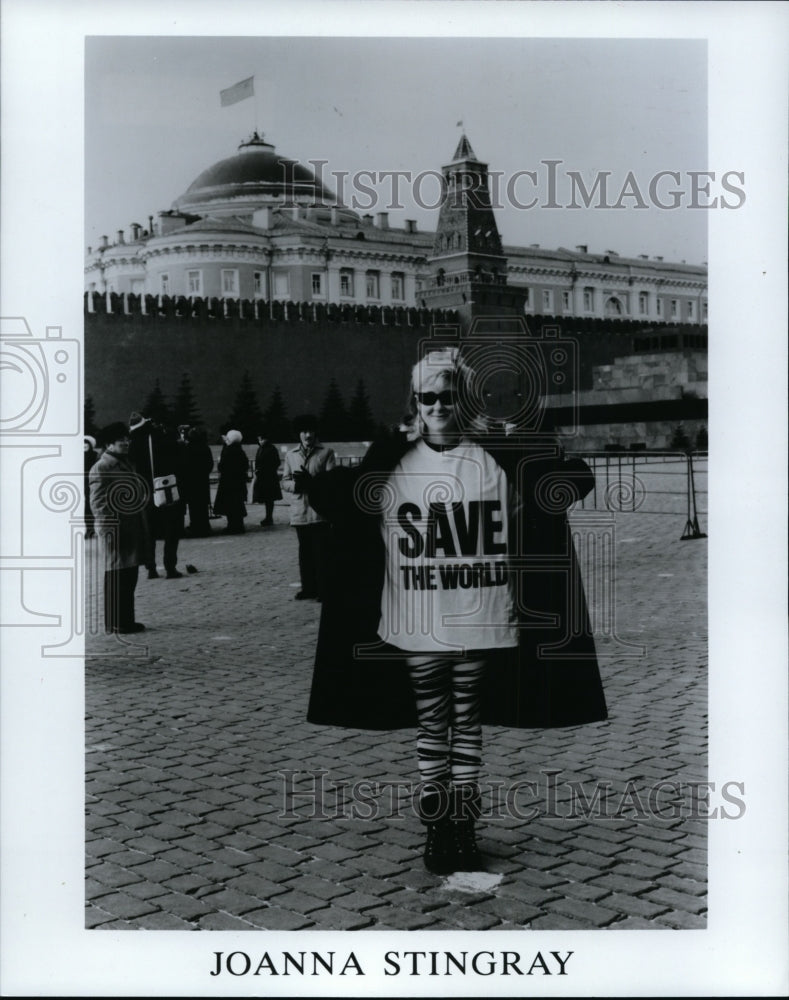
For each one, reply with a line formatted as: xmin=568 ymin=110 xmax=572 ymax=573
xmin=254 ymin=75 xmax=259 ymax=134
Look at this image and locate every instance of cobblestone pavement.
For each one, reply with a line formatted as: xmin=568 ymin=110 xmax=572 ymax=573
xmin=85 ymin=496 xmax=707 ymax=931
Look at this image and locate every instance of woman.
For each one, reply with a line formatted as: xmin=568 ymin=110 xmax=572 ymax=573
xmin=301 ymin=349 xmax=607 ymax=875
xmin=213 ymin=429 xmax=249 ymax=534
xmin=252 ymin=430 xmax=283 ymax=526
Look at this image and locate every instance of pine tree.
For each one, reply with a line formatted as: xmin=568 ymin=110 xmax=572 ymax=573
xmin=227 ymin=371 xmax=264 ymax=443
xmin=319 ymin=379 xmax=350 ymax=441
xmin=84 ymin=395 xmax=99 ymax=438
xmin=263 ymin=386 xmax=291 ymax=442
xmin=347 ymin=378 xmax=375 ymax=441
xmin=143 ymin=379 xmax=173 ymax=426
xmin=669 ymin=423 xmax=692 ymax=453
xmin=173 ymin=372 xmax=202 ymax=428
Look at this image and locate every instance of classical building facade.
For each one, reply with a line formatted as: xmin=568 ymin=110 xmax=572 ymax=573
xmin=86 ymin=132 xmax=707 ymax=325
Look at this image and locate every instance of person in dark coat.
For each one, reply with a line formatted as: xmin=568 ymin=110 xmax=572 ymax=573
xmin=213 ymin=429 xmax=249 ymax=534
xmin=128 ymin=413 xmax=186 ymax=579
xmin=89 ymin=422 xmax=149 ymax=633
xmin=84 ymin=435 xmax=98 ymax=538
xmin=299 ymin=349 xmax=607 ymax=876
xmin=252 ymin=430 xmax=283 ymax=526
xmin=182 ymin=426 xmax=215 ymax=536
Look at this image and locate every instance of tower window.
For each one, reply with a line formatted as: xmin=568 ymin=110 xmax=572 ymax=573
xmin=253 ymin=271 xmax=265 ymax=298
xmin=583 ymin=287 xmax=594 ymax=311
xmin=561 ymin=290 xmax=571 ymax=311
xmin=542 ymin=289 xmax=554 ymax=312
xmin=311 ymin=272 xmax=324 ymax=297
xmin=391 ymin=272 xmax=404 ymax=301
xmin=159 ymin=273 xmax=170 ymax=296
xmin=670 ymin=299 xmax=678 ymax=318
xmin=639 ymin=291 xmax=649 ymax=315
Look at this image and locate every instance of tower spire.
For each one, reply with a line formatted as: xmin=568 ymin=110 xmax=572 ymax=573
xmin=420 ymin=133 xmax=525 ymax=327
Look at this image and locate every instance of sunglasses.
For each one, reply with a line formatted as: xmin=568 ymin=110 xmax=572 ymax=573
xmin=415 ymin=390 xmax=456 ymax=406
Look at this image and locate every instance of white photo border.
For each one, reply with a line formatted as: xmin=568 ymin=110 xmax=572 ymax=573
xmin=1 ymin=1 xmax=787 ymax=996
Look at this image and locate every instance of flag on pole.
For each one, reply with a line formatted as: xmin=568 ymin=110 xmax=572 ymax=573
xmin=220 ymin=76 xmax=255 ymax=107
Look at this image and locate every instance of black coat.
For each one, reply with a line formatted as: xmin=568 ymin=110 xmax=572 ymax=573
xmin=252 ymin=442 xmax=283 ymax=503
xmin=305 ymin=430 xmax=608 ymax=731
xmin=213 ymin=442 xmax=249 ymax=519
xmin=128 ymin=423 xmax=185 ymax=543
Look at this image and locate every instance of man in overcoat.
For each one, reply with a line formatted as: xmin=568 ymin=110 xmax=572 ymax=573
xmin=128 ymin=412 xmax=186 ymax=578
xmin=281 ymin=415 xmax=336 ymax=600
xmin=89 ymin=422 xmax=150 ymax=633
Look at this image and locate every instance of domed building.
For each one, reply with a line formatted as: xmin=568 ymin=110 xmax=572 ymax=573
xmin=171 ymin=131 xmax=338 ymax=215
xmin=85 ymin=131 xmax=707 ymax=326
xmin=85 ymin=130 xmax=433 ymax=308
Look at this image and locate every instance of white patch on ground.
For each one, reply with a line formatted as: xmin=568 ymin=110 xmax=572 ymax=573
xmin=211 ymin=635 xmax=234 ymax=641
xmin=441 ymin=871 xmax=504 ymax=893
xmin=657 ymin=573 xmax=674 ymax=577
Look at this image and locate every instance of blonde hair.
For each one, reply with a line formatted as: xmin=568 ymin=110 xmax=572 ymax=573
xmin=401 ymin=348 xmax=489 ymax=441
xmin=225 ymin=429 xmax=243 ymax=445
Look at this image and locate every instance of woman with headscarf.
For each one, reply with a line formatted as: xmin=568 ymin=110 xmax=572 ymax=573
xmin=212 ymin=429 xmax=249 ymax=534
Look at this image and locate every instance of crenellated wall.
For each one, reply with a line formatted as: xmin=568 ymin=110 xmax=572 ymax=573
xmin=84 ymin=293 xmax=707 ymax=443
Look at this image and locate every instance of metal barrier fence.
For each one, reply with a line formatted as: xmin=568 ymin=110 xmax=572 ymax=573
xmin=569 ymin=450 xmax=707 ymax=540
xmin=212 ymin=448 xmax=707 ymax=541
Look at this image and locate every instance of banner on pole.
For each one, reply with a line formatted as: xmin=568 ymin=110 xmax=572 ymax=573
xmin=220 ymin=76 xmax=254 ymax=107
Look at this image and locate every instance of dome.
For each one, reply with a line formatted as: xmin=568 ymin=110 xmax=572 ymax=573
xmin=172 ymin=132 xmax=337 ymax=213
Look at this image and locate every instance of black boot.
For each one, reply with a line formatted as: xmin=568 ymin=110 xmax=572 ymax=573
xmin=450 ymin=784 xmax=483 ymax=872
xmin=417 ymin=785 xmax=455 ymax=875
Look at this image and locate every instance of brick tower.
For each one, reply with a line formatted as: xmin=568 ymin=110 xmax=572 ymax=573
xmin=420 ymin=134 xmax=526 ymax=329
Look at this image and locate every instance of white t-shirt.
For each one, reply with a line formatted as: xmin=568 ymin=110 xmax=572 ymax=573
xmin=377 ymin=438 xmax=519 ymax=653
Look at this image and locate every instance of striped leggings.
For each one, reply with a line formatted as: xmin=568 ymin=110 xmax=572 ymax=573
xmin=406 ymin=653 xmax=486 ymax=789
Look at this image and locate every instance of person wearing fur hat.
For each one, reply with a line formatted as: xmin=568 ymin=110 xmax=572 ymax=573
xmin=213 ymin=429 xmax=250 ymax=534
xmin=299 ymin=349 xmax=607 ymax=876
xmin=89 ymin=422 xmax=149 ymax=633
xmin=281 ymin=415 xmax=336 ymax=600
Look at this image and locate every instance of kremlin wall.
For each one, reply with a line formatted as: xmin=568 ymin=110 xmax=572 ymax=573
xmin=85 ymin=131 xmax=708 ymax=449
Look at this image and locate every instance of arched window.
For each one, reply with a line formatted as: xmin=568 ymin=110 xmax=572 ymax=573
xmin=605 ymin=296 xmax=623 ymax=317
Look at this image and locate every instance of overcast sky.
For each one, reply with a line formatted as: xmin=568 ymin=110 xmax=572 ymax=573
xmin=86 ymin=36 xmax=707 ymax=263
